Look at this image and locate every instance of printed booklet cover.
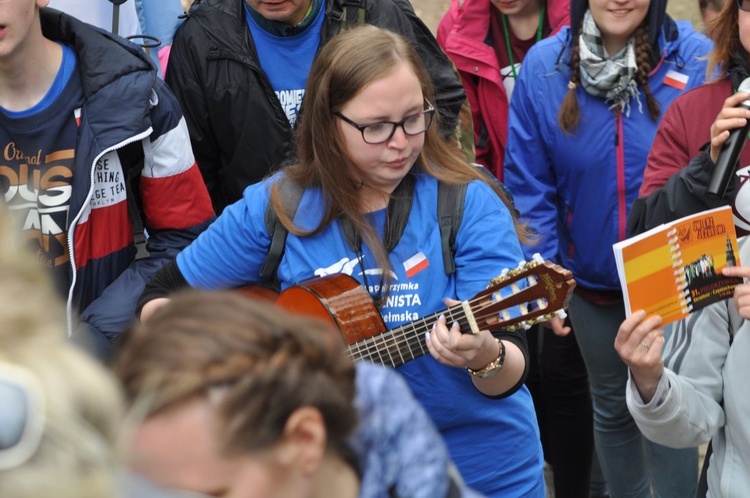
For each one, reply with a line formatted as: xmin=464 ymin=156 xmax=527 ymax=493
xmin=613 ymin=206 xmax=742 ymax=326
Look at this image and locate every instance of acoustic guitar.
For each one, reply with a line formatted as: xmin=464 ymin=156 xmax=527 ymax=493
xmin=238 ymin=256 xmax=575 ymax=369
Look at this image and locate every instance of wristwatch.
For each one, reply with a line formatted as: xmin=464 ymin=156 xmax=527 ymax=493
xmin=466 ymin=338 xmax=506 ymax=379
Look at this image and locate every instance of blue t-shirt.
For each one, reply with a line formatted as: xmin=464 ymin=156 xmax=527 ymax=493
xmin=0 ymin=43 xmax=82 ymax=296
xmin=177 ymin=172 xmax=546 ymax=497
xmin=245 ymin=2 xmax=324 ymax=127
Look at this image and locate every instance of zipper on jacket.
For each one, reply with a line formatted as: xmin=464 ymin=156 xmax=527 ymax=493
xmin=614 ymin=111 xmax=627 ymax=242
xmin=66 ymin=131 xmax=152 ymax=338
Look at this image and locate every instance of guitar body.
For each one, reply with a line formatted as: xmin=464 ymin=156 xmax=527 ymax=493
xmin=275 ymin=274 xmax=387 ymax=345
xmin=234 ymin=284 xmax=279 ymax=303
xmin=236 ymin=258 xmax=575 ymax=368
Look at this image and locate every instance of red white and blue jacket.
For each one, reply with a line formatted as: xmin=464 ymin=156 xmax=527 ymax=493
xmin=39 ymin=9 xmax=214 ymax=345
xmin=504 ymin=21 xmax=711 ymax=291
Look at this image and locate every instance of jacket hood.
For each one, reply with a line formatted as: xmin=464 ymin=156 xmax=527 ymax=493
xmin=570 ymin=0 xmax=667 ymax=47
xmin=39 ymin=8 xmax=156 ymax=100
xmin=38 ymin=8 xmax=159 ymax=151
xmin=547 ymin=0 xmax=572 ymax=34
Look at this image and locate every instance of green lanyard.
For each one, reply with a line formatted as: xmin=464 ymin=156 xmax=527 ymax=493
xmin=501 ymin=5 xmax=546 ymax=80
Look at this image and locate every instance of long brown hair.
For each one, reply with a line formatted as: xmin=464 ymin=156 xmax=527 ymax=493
xmin=558 ymin=20 xmax=661 ymax=133
xmin=707 ymin=0 xmax=741 ymax=78
xmin=272 ymin=25 xmax=529 ymax=286
xmin=114 ymin=291 xmax=358 ymax=459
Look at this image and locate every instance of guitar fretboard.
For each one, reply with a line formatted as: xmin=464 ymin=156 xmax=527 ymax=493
xmin=346 ymin=304 xmax=471 ymax=368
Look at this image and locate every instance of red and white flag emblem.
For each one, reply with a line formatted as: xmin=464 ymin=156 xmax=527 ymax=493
xmin=403 ymin=251 xmax=429 ymax=278
xmin=74 ymin=108 xmax=82 ymax=127
xmin=663 ymin=70 xmax=689 ymax=90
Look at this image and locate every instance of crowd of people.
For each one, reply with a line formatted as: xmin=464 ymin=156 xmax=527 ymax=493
xmin=1 ymin=0 xmax=749 ymax=497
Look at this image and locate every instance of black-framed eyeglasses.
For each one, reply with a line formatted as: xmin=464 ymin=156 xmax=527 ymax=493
xmin=737 ymin=0 xmax=750 ymax=12
xmin=0 ymin=363 xmax=45 ymax=471
xmin=335 ymin=100 xmax=435 ymax=144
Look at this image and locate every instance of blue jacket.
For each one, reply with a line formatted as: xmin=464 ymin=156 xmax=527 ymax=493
xmin=504 ymin=21 xmax=711 ymax=291
xmin=39 ymin=9 xmax=214 ymax=345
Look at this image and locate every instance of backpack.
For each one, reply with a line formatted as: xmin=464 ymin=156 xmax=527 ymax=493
xmin=259 ymin=162 xmax=520 ymax=286
xmin=259 ymin=177 xmax=473 ymax=286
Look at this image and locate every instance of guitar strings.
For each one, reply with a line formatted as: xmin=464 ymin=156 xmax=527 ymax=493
xmin=346 ymin=276 xmax=548 ymax=367
xmin=347 ymin=304 xmax=470 ymax=367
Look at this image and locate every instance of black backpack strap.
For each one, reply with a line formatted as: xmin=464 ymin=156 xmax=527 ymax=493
xmin=117 ymin=140 xmax=149 ymax=260
xmin=341 ymin=0 xmax=365 ymax=31
xmin=437 ymin=181 xmax=467 ymax=276
xmin=325 ymin=0 xmax=365 ymax=32
xmin=260 ymin=177 xmax=305 ymax=282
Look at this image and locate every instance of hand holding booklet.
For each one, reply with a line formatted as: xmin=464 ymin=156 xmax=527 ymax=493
xmin=613 ymin=206 xmax=742 ymax=326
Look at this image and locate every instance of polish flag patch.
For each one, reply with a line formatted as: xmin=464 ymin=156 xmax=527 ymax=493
xmin=403 ymin=251 xmax=429 ymax=278
xmin=74 ymin=108 xmax=82 ymax=127
xmin=663 ymin=70 xmax=689 ymax=90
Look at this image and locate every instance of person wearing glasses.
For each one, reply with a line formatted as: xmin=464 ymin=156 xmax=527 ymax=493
xmin=137 ymin=25 xmax=546 ymax=497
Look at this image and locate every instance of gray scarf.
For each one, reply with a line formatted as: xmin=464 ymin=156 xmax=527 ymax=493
xmin=578 ymin=10 xmax=641 ymax=115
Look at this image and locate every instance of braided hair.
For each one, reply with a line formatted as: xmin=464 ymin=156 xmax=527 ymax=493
xmin=634 ymin=23 xmax=661 ymax=121
xmin=558 ymin=22 xmax=584 ymax=134
xmin=558 ymin=20 xmax=661 ymax=134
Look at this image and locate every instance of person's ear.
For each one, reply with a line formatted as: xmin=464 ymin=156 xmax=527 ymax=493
xmin=275 ymin=406 xmax=328 ymax=474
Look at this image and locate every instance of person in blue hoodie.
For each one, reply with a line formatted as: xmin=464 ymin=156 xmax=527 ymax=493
xmin=115 ymin=290 xmax=484 ymax=498
xmin=504 ymin=0 xmax=712 ymax=496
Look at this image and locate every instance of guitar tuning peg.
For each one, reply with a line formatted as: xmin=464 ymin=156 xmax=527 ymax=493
xmin=556 ymin=309 xmax=567 ymax=320
xmin=487 ymin=268 xmax=510 ymax=287
xmin=531 ymin=253 xmax=545 ymax=264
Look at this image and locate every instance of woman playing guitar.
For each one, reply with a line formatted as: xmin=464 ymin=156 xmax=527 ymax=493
xmin=138 ymin=25 xmax=546 ymax=497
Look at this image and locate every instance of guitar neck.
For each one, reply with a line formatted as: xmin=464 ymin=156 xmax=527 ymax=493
xmin=346 ymin=304 xmax=471 ymax=368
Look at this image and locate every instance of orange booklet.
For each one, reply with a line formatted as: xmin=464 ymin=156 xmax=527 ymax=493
xmin=613 ymin=206 xmax=742 ymax=326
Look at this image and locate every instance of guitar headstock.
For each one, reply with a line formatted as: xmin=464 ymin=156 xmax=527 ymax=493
xmin=469 ymin=255 xmax=576 ymax=332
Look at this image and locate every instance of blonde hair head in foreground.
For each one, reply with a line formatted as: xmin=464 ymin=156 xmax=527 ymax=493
xmin=0 ymin=209 xmax=124 ymax=498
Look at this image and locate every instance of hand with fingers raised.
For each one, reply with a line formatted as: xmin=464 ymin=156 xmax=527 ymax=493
xmin=614 ymin=310 xmax=666 ymax=404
